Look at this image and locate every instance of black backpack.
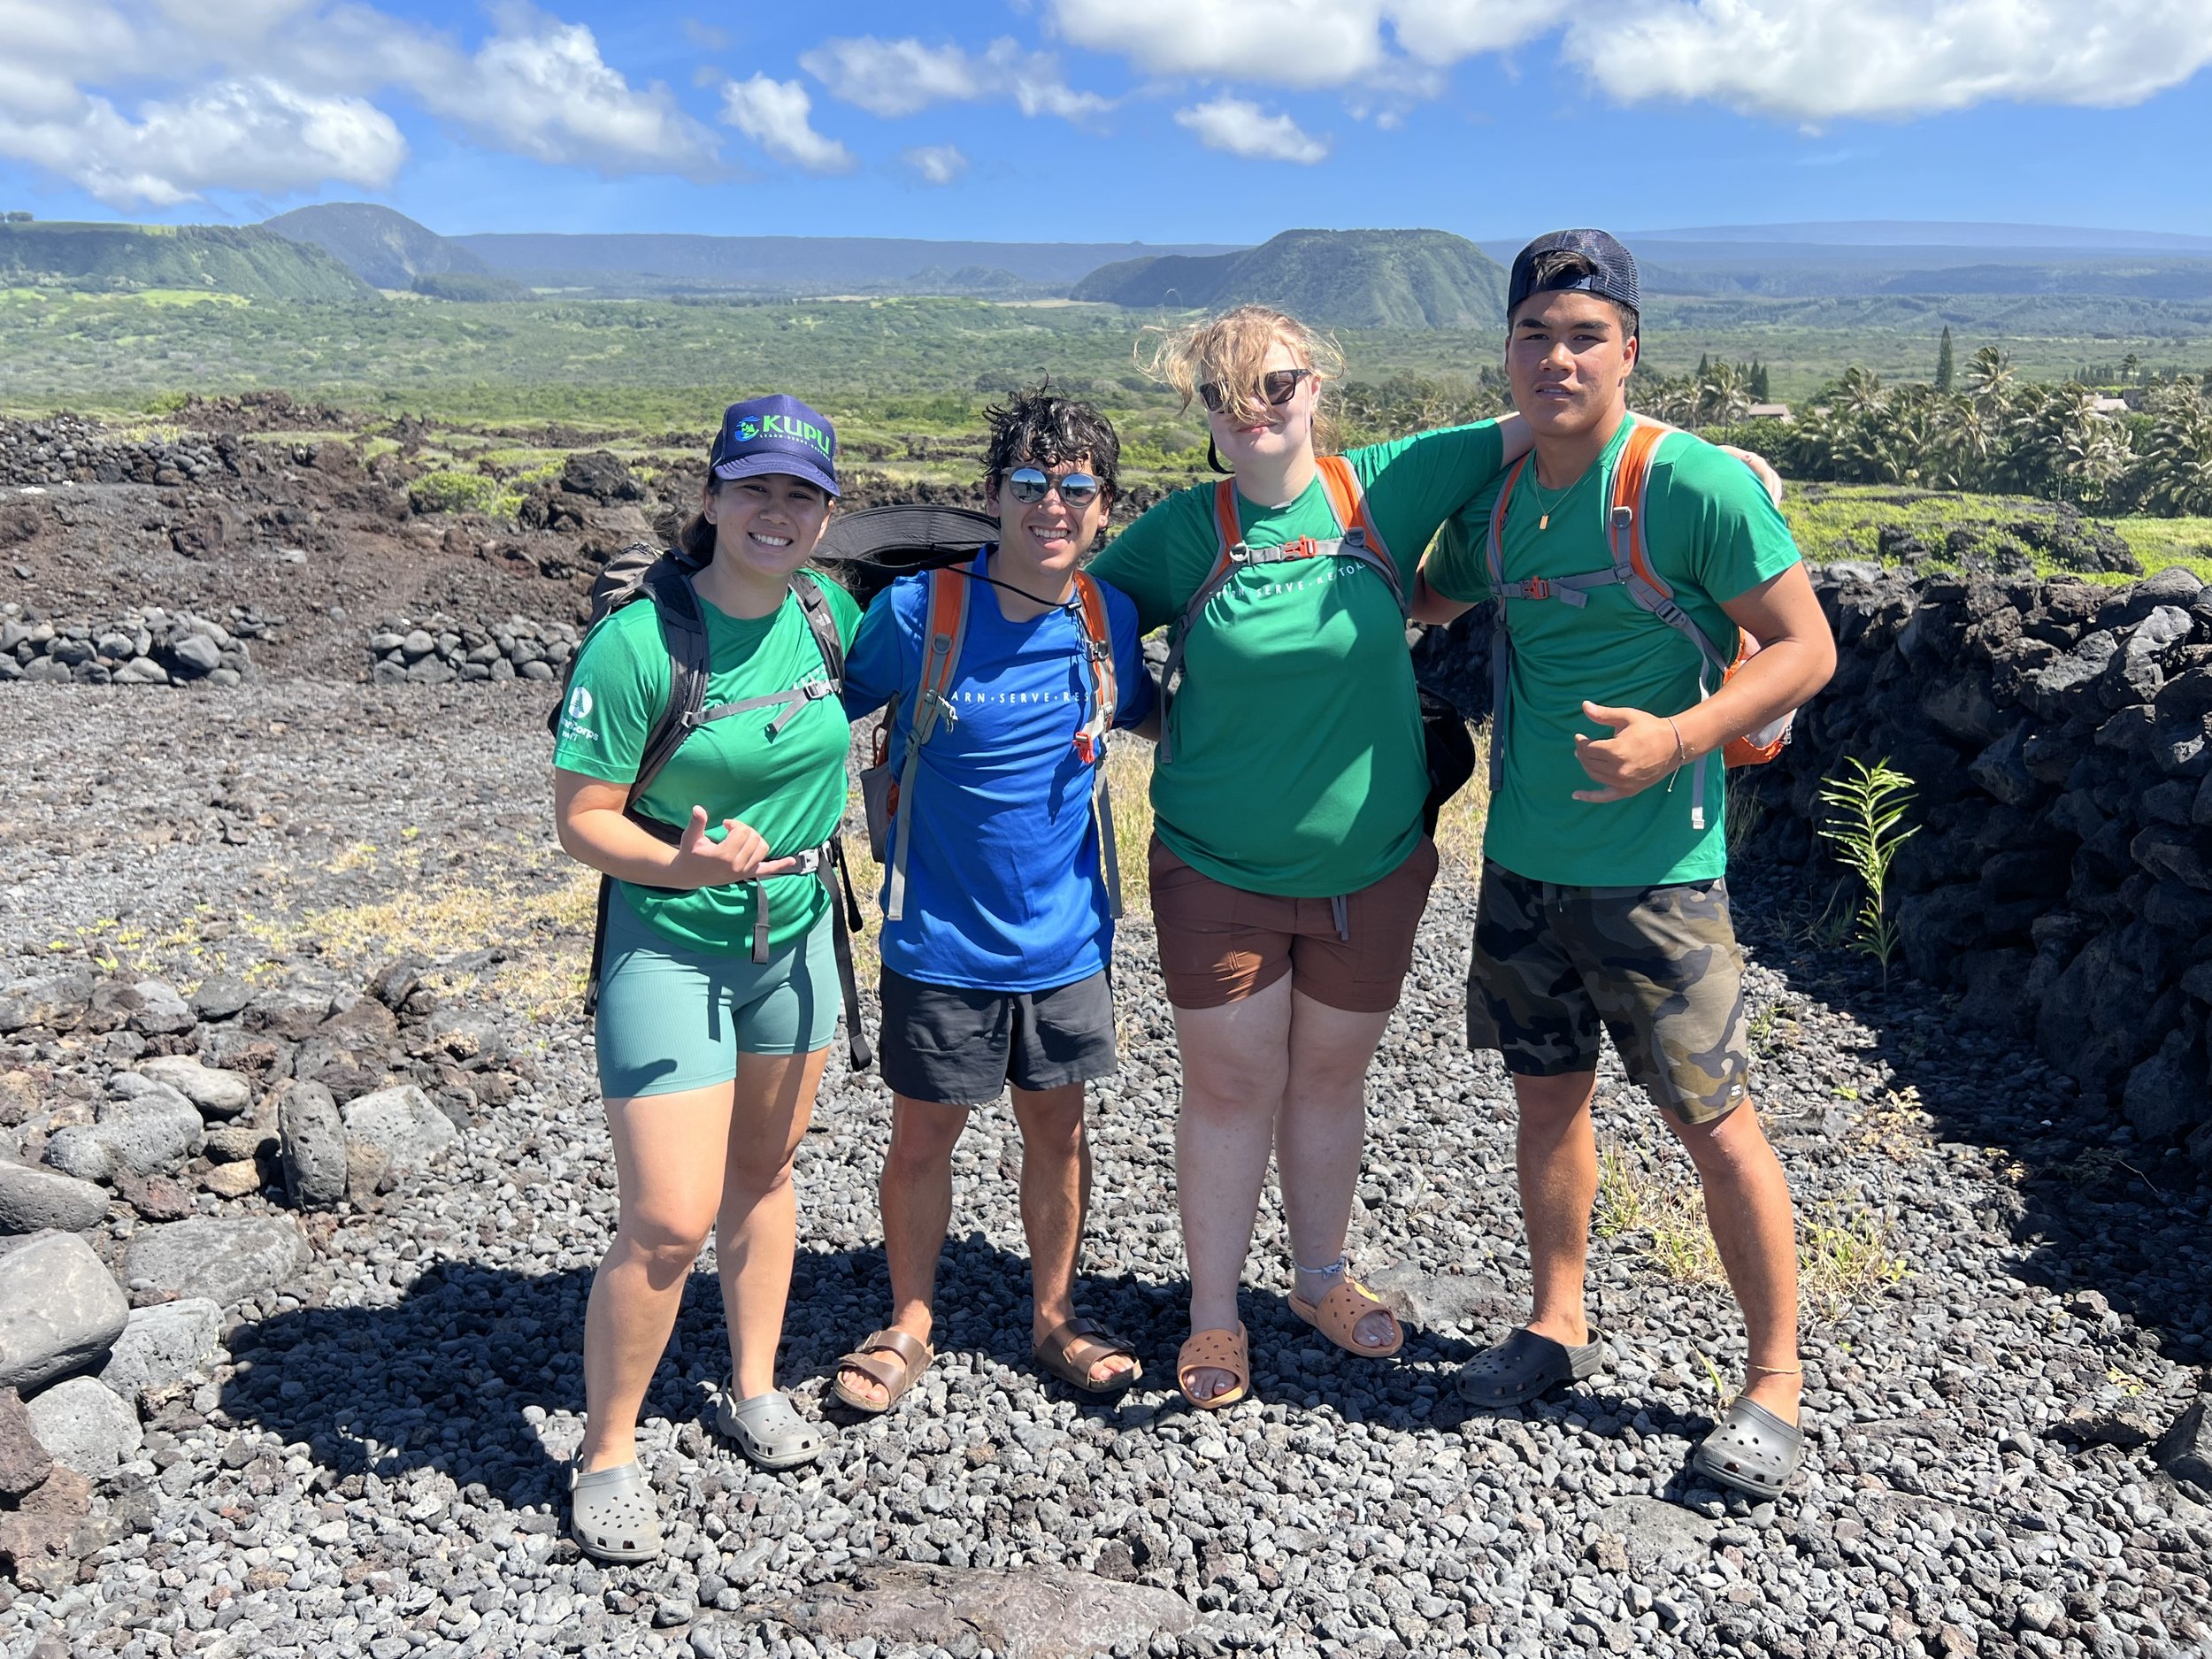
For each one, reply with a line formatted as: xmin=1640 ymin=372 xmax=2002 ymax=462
xmin=549 ymin=543 xmax=871 ymax=1069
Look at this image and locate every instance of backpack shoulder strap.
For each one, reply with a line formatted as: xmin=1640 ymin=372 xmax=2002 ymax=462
xmin=1311 ymin=454 xmax=1403 ymax=613
xmin=627 ymin=557 xmax=711 ymax=816
xmin=787 ymin=569 xmax=845 ymax=689
xmin=1071 ymin=572 xmax=1117 ymax=763
xmin=882 ymin=564 xmax=975 ymax=923
xmin=1609 ymin=424 xmax=1734 ymax=679
xmin=1609 ymin=421 xmax=1673 ymax=598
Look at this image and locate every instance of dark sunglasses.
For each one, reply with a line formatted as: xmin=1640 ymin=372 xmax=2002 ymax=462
xmin=1006 ymin=466 xmax=1102 ymax=506
xmin=1197 ymin=367 xmax=1312 ymax=414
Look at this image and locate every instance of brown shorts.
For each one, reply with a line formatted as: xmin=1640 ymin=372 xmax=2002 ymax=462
xmin=1149 ymin=834 xmax=1440 ymax=1013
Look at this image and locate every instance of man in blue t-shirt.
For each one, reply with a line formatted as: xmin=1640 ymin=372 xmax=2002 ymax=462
xmin=833 ymin=389 xmax=1157 ymax=1413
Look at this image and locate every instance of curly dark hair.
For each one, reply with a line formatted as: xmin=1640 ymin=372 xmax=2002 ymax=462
xmin=982 ymin=385 xmax=1121 ymax=502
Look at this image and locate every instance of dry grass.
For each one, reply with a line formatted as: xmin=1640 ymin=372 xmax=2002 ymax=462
xmin=1432 ymin=725 xmax=1492 ymax=875
xmin=242 ymin=871 xmax=598 ymax=1022
xmin=1595 ymin=1145 xmax=1910 ymax=1315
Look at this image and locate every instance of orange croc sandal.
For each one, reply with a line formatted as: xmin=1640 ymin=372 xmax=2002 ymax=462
xmin=1176 ymin=1324 xmax=1250 ymax=1410
xmin=1287 ymin=1273 xmax=1404 ymax=1360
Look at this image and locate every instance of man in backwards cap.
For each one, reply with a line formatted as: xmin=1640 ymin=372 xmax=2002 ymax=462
xmin=1411 ymin=230 xmax=1836 ymax=1498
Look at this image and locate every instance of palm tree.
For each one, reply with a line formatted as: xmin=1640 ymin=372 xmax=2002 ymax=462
xmin=2135 ymin=387 xmax=2212 ymax=515
xmin=1965 ymin=347 xmax=2016 ymax=414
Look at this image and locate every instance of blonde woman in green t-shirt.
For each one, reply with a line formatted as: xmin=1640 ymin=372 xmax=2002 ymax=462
xmin=551 ymin=396 xmax=862 ymax=1560
xmin=1087 ymin=306 xmax=1539 ymax=1409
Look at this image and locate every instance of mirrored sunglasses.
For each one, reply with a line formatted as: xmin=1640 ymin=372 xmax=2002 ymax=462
xmin=1006 ymin=466 xmax=1102 ymax=506
xmin=1197 ymin=367 xmax=1312 ymax=414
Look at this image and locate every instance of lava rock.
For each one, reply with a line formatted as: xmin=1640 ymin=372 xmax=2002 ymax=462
xmin=23 ymin=1376 xmax=141 ymax=1478
xmin=0 ymin=1161 xmax=109 ymax=1234
xmin=0 ymin=1385 xmax=52 ymax=1499
xmin=2154 ymin=1397 xmax=2212 ymax=1501
xmin=278 ymin=1080 xmax=349 ymax=1210
xmin=134 ymin=1056 xmax=253 ymax=1118
xmin=0 ymin=1233 xmax=130 ymax=1392
xmin=96 ymin=1299 xmax=222 ymax=1402
xmin=188 ymin=973 xmax=253 ymax=1023
xmin=342 ymin=1084 xmax=459 ymax=1171
xmin=761 ymin=1563 xmax=1199 ymax=1659
xmin=120 ymin=1216 xmax=307 ymax=1309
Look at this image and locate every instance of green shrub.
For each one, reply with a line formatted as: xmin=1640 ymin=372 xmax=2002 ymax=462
xmin=408 ymin=469 xmax=502 ymax=517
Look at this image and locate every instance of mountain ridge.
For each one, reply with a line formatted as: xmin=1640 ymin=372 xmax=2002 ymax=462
xmin=0 ymin=221 xmax=373 ymax=301
xmin=1071 ymin=229 xmax=1509 ymax=328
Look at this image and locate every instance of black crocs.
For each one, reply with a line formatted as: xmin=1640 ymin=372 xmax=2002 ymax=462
xmin=1455 ymin=1326 xmax=1608 ymax=1408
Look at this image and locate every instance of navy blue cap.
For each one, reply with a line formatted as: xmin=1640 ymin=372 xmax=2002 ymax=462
xmin=1508 ymin=229 xmax=1640 ymax=323
xmin=709 ymin=394 xmax=839 ymax=498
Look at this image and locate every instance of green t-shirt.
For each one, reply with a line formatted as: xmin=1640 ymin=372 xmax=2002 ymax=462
xmin=1089 ymin=422 xmax=1505 ymax=896
xmin=1425 ymin=423 xmax=1801 ymax=888
xmin=551 ymin=572 xmax=863 ymax=956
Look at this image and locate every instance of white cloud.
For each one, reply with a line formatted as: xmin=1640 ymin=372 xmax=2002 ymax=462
xmin=902 ymin=143 xmax=968 ymax=185
xmin=1051 ymin=0 xmax=1387 ymax=87
xmin=802 ymin=38 xmax=980 ymax=118
xmin=1173 ymin=96 xmax=1330 ymax=163
xmin=719 ymin=74 xmax=857 ymax=174
xmin=1049 ymin=0 xmax=2212 ymax=120
xmin=1563 ymin=0 xmax=2212 ymax=122
xmin=418 ymin=10 xmax=716 ymax=173
xmin=0 ymin=0 xmax=721 ymax=204
xmin=0 ymin=74 xmax=402 ymax=206
xmin=801 ymin=35 xmax=1110 ymax=122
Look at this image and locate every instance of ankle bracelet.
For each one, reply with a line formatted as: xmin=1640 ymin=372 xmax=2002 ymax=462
xmin=1744 ymin=1363 xmax=1803 ymax=1377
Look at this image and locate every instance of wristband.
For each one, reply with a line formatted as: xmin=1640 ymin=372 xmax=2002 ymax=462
xmin=1666 ymin=716 xmax=1688 ymax=793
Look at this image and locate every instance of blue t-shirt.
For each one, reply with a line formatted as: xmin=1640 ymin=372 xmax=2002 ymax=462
xmin=841 ymin=552 xmax=1157 ymax=991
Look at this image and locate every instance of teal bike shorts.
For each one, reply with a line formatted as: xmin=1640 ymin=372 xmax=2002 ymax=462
xmin=594 ymin=887 xmax=840 ymax=1099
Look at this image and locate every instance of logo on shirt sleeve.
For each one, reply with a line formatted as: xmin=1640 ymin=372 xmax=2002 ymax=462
xmin=559 ymin=684 xmax=598 ymax=745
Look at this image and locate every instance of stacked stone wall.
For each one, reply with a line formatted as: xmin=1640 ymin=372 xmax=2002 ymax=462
xmin=1415 ymin=562 xmax=2212 ymax=1159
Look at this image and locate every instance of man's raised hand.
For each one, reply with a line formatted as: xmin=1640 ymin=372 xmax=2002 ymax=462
xmin=673 ymin=806 xmax=798 ymax=887
xmin=1571 ymin=702 xmax=1682 ymax=803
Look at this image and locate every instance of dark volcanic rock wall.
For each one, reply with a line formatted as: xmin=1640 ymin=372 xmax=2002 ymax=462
xmin=1413 ymin=563 xmax=2212 ymax=1160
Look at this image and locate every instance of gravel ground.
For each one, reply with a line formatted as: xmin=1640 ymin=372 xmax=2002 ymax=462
xmin=4 ymin=680 xmax=2211 ymax=1659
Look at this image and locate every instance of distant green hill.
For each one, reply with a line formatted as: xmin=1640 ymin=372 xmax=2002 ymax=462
xmin=1071 ymin=229 xmax=1509 ymax=328
xmin=262 ymin=202 xmax=504 ymax=294
xmin=0 ymin=221 xmax=373 ymax=301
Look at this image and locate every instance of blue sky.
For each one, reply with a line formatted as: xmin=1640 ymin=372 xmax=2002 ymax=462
xmin=4 ymin=1 xmax=2208 ymax=243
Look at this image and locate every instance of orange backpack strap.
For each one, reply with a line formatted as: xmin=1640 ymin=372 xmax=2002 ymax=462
xmin=1210 ymin=478 xmax=1242 ymax=561
xmin=1607 ymin=421 xmax=1672 ymax=596
xmin=1071 ymin=572 xmax=1117 ymax=764
xmin=883 ymin=565 xmax=973 ymax=921
xmin=1071 ymin=572 xmax=1124 ymax=919
xmin=1312 ymin=456 xmax=1387 ymax=562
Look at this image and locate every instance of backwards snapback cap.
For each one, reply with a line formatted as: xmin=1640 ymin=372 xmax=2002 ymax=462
xmin=709 ymin=394 xmax=840 ymax=497
xmin=1507 ymin=228 xmax=1640 ymax=323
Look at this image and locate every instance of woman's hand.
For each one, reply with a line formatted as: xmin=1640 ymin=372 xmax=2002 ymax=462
xmin=1720 ymin=445 xmax=1786 ymax=506
xmin=671 ymin=807 xmax=797 ymax=887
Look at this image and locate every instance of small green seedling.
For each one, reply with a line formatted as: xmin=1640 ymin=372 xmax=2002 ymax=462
xmin=1816 ymin=757 xmax=1918 ymax=987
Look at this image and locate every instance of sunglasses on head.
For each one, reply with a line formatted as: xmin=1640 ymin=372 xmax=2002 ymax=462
xmin=1005 ymin=466 xmax=1102 ymax=506
xmin=1197 ymin=367 xmax=1312 ymax=414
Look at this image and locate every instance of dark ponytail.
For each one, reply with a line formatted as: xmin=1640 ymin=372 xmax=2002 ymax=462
xmin=676 ymin=511 xmax=717 ymax=563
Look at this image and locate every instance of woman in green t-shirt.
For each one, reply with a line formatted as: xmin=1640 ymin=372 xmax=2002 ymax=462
xmin=550 ymin=395 xmax=862 ymax=1561
xmin=1087 ymin=307 xmax=1535 ymax=1409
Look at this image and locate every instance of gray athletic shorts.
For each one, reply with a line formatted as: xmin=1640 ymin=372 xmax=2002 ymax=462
xmin=877 ymin=966 xmax=1118 ymax=1107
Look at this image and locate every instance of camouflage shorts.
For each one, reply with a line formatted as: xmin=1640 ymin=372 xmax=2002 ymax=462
xmin=1466 ymin=861 xmax=1750 ymax=1125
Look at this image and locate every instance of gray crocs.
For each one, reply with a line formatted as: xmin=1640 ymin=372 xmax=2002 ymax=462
xmin=1455 ymin=1326 xmax=1608 ymax=1408
xmin=715 ymin=1387 xmax=827 ymax=1471
xmin=1694 ymin=1396 xmax=1804 ymax=1498
xmin=568 ymin=1457 xmax=662 ymax=1563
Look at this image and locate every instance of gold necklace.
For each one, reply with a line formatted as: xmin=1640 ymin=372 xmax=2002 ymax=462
xmin=1525 ymin=465 xmax=1591 ymax=532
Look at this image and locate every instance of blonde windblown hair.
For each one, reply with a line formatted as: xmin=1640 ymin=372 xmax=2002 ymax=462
xmin=1140 ymin=303 xmax=1347 ymax=456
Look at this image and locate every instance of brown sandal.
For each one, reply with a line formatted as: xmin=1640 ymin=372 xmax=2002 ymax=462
xmin=1287 ymin=1273 xmax=1405 ymax=1360
xmin=830 ymin=1328 xmax=934 ymax=1415
xmin=1176 ymin=1324 xmax=1250 ymax=1411
xmin=1033 ymin=1316 xmax=1143 ymax=1394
